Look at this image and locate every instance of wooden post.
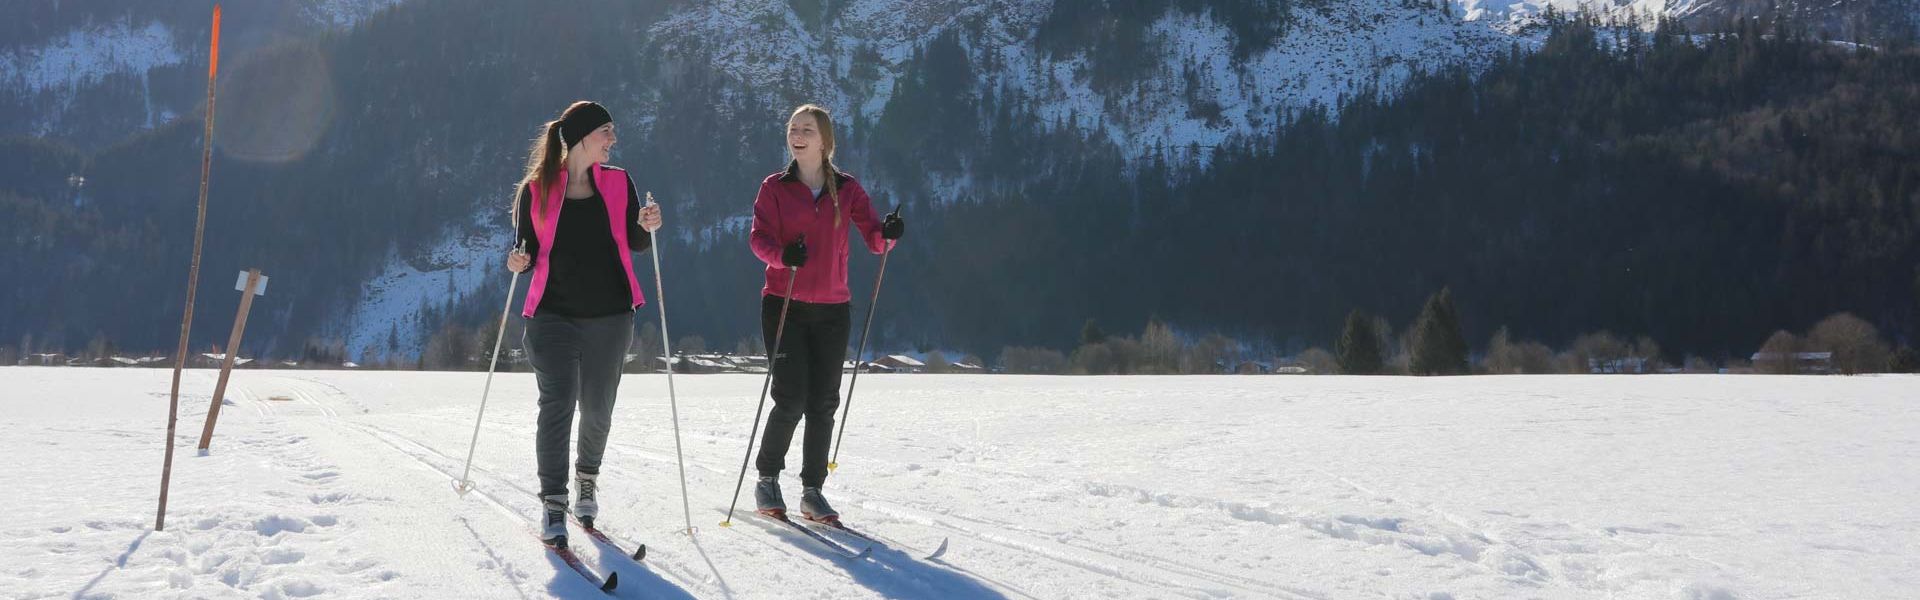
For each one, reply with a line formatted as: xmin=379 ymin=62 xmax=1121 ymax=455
xmin=159 ymin=3 xmax=221 ymax=532
xmin=198 ymin=268 xmax=266 ymax=451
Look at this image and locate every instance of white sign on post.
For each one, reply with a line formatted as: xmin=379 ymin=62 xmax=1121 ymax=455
xmin=235 ymin=271 xmax=269 ymax=295
xmin=201 ymin=268 xmax=267 ymax=453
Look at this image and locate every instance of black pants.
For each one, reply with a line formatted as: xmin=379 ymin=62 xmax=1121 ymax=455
xmin=755 ymin=295 xmax=851 ymax=488
xmin=524 ymin=311 xmax=634 ymax=499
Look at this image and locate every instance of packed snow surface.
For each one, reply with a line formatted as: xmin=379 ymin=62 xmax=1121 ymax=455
xmin=3 ymin=368 xmax=1915 ymax=598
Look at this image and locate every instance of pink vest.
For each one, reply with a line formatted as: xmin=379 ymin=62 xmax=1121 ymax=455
xmin=521 ymin=163 xmax=645 ymax=318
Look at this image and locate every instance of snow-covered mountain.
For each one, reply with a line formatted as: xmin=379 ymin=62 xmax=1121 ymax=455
xmin=299 ymin=0 xmax=406 ymax=29
xmin=653 ymin=0 xmax=1919 ymax=150
xmin=6 ymin=0 xmax=1916 ymax=360
xmin=328 ymin=0 xmax=1920 ymax=362
xmin=333 ymin=0 xmax=1521 ymax=357
xmin=8 ymin=0 xmax=1912 ymax=149
xmin=0 ymin=0 xmax=405 ymax=145
xmin=0 ymin=17 xmax=184 ymax=97
xmin=1455 ymin=0 xmax=1707 ymax=30
xmin=0 ymin=18 xmax=183 ymax=136
xmin=649 ymin=0 xmax=1513 ymax=167
xmin=1457 ymin=0 xmax=1920 ymax=37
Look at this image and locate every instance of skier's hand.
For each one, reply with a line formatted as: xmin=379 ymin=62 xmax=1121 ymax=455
xmin=507 ymin=249 xmax=530 ymax=273
xmin=781 ymin=239 xmax=808 ymax=268
xmin=880 ymin=206 xmax=904 ymax=240
xmin=640 ymin=195 xmax=663 ymax=233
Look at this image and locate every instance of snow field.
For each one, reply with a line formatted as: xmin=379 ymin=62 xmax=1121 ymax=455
xmin=3 ymin=368 xmax=1915 ymax=598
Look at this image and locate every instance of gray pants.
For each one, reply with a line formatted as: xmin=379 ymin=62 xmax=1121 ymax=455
xmin=524 ymin=311 xmax=633 ymax=498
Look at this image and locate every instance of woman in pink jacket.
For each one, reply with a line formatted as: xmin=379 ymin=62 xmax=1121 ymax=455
xmin=748 ymin=104 xmax=904 ymax=523
xmin=505 ymin=101 xmax=662 ymax=547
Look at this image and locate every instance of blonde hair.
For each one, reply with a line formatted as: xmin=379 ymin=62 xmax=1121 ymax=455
xmin=790 ymin=104 xmax=842 ymax=227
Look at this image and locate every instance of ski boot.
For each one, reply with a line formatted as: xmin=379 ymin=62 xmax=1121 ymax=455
xmin=754 ymin=475 xmax=786 ymax=519
xmin=574 ymin=471 xmax=599 ymax=529
xmin=800 ymin=486 xmax=839 ymax=524
xmin=541 ymin=494 xmax=569 ymax=548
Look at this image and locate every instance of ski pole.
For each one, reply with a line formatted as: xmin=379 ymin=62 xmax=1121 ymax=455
xmin=455 ymin=208 xmax=528 ymax=495
xmin=828 ymin=206 xmax=899 ymax=472
xmin=722 ymin=263 xmax=800 ymax=527
xmin=641 ymin=193 xmax=695 ymax=534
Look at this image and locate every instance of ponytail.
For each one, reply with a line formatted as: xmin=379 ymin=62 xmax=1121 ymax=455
xmin=518 ymin=119 xmax=567 ymax=223
xmin=823 ymin=156 xmax=842 ymax=228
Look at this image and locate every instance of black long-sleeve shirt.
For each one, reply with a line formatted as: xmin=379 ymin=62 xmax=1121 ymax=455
xmin=516 ymin=173 xmax=652 ymax=318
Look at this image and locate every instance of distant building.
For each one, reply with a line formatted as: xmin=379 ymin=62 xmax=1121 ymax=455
xmin=1588 ymin=356 xmax=1651 ymax=374
xmin=875 ymin=354 xmax=926 ymax=373
xmin=1233 ymin=360 xmax=1274 ymax=375
xmin=196 ymin=353 xmax=254 ymax=368
xmin=660 ymin=354 xmax=734 ymax=374
xmin=726 ymin=355 xmax=768 ymax=370
xmin=842 ymin=360 xmax=895 ymax=373
xmin=1749 ymin=351 xmax=1834 ymax=374
xmin=694 ymin=354 xmax=739 ymax=373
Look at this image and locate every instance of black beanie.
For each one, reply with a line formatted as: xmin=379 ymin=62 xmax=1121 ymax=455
xmin=557 ymin=102 xmax=613 ymax=150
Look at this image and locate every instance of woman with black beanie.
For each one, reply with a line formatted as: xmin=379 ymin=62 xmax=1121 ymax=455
xmin=505 ymin=100 xmax=663 ymax=547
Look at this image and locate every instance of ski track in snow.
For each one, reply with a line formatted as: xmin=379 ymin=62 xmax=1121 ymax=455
xmin=4 ymin=369 xmax=1918 ymax=598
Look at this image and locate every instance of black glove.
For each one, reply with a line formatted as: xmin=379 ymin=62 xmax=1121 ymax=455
xmin=881 ymin=206 xmax=905 ymax=240
xmin=781 ymin=239 xmax=808 ymax=268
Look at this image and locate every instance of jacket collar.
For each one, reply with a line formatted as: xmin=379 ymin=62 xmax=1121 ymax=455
xmin=779 ymin=160 xmax=851 ymax=186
